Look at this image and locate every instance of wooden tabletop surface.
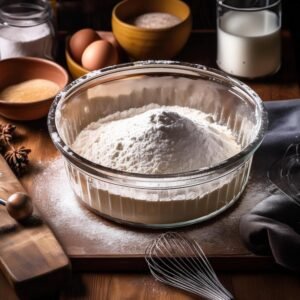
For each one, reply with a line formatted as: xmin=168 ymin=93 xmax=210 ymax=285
xmin=1 ymin=30 xmax=300 ymax=300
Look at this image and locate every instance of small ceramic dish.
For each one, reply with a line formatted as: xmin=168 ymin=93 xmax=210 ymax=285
xmin=112 ymin=0 xmax=192 ymax=60
xmin=0 ymin=57 xmax=68 ymax=121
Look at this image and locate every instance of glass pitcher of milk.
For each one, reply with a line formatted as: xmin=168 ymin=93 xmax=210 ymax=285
xmin=217 ymin=0 xmax=281 ymax=78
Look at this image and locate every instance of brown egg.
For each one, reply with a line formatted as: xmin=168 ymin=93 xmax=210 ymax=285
xmin=81 ymin=40 xmax=119 ymax=71
xmin=69 ymin=28 xmax=100 ymax=63
xmin=100 ymin=32 xmax=123 ymax=60
xmin=99 ymin=32 xmax=119 ymax=50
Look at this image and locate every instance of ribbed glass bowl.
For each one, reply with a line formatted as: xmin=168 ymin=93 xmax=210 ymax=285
xmin=48 ymin=61 xmax=268 ymax=228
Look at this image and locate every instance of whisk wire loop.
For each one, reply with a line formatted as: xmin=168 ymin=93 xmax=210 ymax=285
xmin=145 ymin=232 xmax=233 ymax=300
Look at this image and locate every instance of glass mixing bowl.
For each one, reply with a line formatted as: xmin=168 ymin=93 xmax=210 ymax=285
xmin=48 ymin=61 xmax=268 ymax=228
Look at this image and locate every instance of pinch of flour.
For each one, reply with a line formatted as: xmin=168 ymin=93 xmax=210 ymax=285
xmin=32 ymin=158 xmax=153 ymax=250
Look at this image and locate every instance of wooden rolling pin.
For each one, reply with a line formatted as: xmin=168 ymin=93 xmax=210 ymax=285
xmin=0 ymin=155 xmax=70 ymax=299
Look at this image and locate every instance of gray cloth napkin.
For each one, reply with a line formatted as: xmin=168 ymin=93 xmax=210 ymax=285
xmin=239 ymin=99 xmax=300 ymax=272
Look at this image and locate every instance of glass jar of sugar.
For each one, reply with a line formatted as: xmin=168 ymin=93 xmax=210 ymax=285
xmin=216 ymin=0 xmax=281 ymax=79
xmin=0 ymin=0 xmax=55 ymax=60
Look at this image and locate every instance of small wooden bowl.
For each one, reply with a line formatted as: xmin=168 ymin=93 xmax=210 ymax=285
xmin=0 ymin=57 xmax=68 ymax=121
xmin=112 ymin=0 xmax=192 ymax=60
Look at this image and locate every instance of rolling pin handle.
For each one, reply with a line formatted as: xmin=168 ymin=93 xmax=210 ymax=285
xmin=1 ymin=192 xmax=33 ymax=221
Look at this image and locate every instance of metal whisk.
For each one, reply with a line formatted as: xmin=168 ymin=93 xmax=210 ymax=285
xmin=268 ymin=142 xmax=300 ymax=204
xmin=145 ymin=232 xmax=233 ymax=300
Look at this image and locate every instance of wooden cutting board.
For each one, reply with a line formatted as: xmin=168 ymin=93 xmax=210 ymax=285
xmin=0 ymin=156 xmax=71 ymax=299
xmin=24 ymin=154 xmax=277 ymax=272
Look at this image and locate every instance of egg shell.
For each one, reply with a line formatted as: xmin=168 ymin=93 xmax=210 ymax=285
xmin=99 ymin=32 xmax=119 ymax=50
xmin=69 ymin=28 xmax=100 ymax=63
xmin=81 ymin=40 xmax=119 ymax=71
xmin=99 ymin=31 xmax=123 ymax=60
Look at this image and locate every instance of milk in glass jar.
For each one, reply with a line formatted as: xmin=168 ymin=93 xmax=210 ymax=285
xmin=217 ymin=0 xmax=281 ymax=78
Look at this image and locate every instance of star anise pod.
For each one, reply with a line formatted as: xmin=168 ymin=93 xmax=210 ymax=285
xmin=0 ymin=123 xmax=16 ymax=149
xmin=4 ymin=146 xmax=31 ymax=177
xmin=3 ymin=123 xmax=16 ymax=134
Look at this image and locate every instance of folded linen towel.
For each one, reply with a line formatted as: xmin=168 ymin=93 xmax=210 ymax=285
xmin=240 ymin=99 xmax=300 ymax=272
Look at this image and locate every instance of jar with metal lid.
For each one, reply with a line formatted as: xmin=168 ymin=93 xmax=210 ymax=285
xmin=0 ymin=0 xmax=55 ymax=60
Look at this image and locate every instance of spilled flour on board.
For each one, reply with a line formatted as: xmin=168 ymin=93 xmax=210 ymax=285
xmin=32 ymin=158 xmax=155 ymax=254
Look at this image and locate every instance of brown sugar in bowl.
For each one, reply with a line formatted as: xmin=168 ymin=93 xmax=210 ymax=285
xmin=0 ymin=57 xmax=69 ymax=121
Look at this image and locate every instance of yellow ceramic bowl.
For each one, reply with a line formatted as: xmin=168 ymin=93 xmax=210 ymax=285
xmin=65 ymin=37 xmax=89 ymax=79
xmin=112 ymin=0 xmax=192 ymax=60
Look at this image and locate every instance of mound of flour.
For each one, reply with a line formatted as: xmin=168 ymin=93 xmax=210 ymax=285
xmin=72 ymin=104 xmax=240 ymax=174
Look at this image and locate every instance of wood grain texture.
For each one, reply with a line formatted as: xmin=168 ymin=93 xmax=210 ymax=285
xmin=2 ymin=269 xmax=300 ymax=300
xmin=58 ymin=272 xmax=300 ymax=300
xmin=0 ymin=156 xmax=70 ymax=299
xmin=26 ymin=154 xmax=278 ymax=272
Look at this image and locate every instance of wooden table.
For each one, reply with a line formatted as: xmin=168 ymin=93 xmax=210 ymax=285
xmin=1 ymin=31 xmax=300 ymax=300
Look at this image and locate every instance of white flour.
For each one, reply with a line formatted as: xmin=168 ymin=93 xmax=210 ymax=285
xmin=72 ymin=104 xmax=241 ymax=174
xmin=0 ymin=23 xmax=53 ymax=59
xmin=131 ymin=12 xmax=181 ymax=29
xmin=32 ymin=158 xmax=154 ymax=253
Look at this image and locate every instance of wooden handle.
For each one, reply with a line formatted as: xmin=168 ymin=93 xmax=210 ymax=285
xmin=1 ymin=192 xmax=34 ymax=221
xmin=0 ymin=156 xmax=70 ymax=299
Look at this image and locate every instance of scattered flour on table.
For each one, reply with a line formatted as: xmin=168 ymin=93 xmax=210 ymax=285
xmin=72 ymin=104 xmax=241 ymax=174
xmin=32 ymin=158 xmax=154 ymax=252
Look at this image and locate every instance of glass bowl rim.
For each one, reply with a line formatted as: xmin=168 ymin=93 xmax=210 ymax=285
xmin=48 ymin=60 xmax=268 ymax=181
